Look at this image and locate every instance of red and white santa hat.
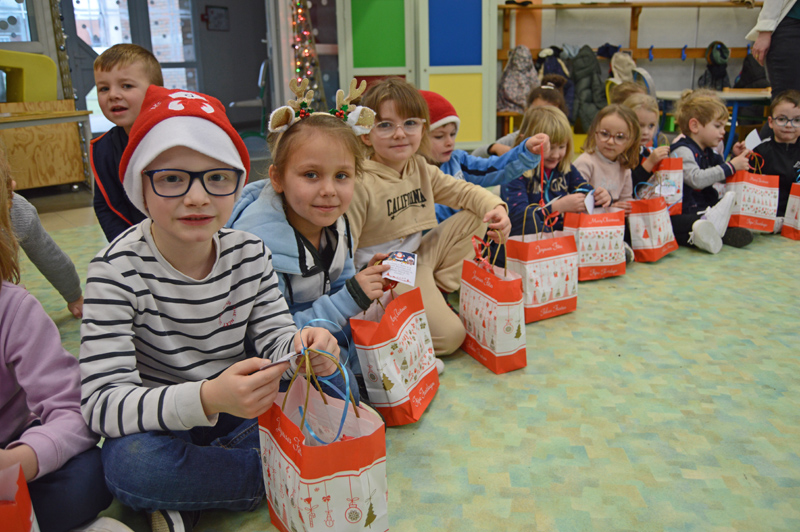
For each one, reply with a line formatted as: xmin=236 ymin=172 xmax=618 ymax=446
xmin=119 ymin=85 xmax=250 ymax=215
xmin=420 ymin=90 xmax=460 ymax=132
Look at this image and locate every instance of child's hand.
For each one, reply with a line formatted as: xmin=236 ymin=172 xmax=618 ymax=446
xmin=525 ymin=133 xmax=550 ymax=157
xmin=732 ymin=140 xmax=747 ymax=157
xmin=731 ymin=150 xmax=751 ymax=172
xmin=551 ymin=193 xmax=587 ymax=213
xmin=594 ymin=187 xmax=612 ymax=207
xmin=295 ymin=327 xmax=340 ymax=377
xmin=483 ymin=205 xmax=511 ymax=243
xmin=356 ymin=254 xmax=391 ymax=300
xmin=643 ymin=146 xmax=670 ymax=172
xmin=67 ymin=296 xmax=84 ymax=319
xmin=615 ymin=200 xmax=632 ymax=215
xmin=200 ymin=357 xmax=288 ymax=418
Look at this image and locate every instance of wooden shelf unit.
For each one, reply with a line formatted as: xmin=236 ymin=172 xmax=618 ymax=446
xmin=498 ymin=1 xmax=764 ymax=67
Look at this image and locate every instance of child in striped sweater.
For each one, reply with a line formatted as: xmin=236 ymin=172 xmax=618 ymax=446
xmin=79 ymin=86 xmax=340 ymax=531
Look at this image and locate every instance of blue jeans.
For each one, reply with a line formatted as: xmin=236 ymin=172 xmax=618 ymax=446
xmin=28 ymin=446 xmax=113 ymax=532
xmin=101 ymin=414 xmax=264 ymax=513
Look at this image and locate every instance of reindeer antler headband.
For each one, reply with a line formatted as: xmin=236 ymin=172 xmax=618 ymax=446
xmin=268 ymin=78 xmax=375 ymax=135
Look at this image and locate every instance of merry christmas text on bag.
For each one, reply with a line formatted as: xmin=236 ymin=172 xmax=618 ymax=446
xmin=781 ymin=182 xmax=800 ymax=240
xmin=350 ymin=288 xmax=438 ymax=426
xmin=259 ymin=365 xmax=388 ymax=532
xmin=629 ymin=196 xmax=678 ymax=263
xmin=725 ymin=169 xmax=779 ymax=232
xmin=460 ymin=237 xmax=526 ymax=374
xmin=505 ymin=205 xmax=578 ymax=323
xmin=562 ymin=209 xmax=626 ymax=281
xmin=648 ymin=158 xmax=684 ymax=215
xmin=0 ymin=464 xmax=39 ymax=532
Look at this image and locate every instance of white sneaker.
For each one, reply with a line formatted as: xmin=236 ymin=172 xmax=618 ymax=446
xmin=71 ymin=517 xmax=135 ymax=532
xmin=701 ymin=191 xmax=735 ymax=238
xmin=774 ymin=217 xmax=784 ymax=234
xmin=434 ymin=358 xmax=444 ymax=375
xmin=688 ymin=219 xmax=723 ymax=254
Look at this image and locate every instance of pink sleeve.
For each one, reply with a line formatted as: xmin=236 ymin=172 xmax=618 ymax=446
xmin=5 ymin=292 xmax=98 ymax=479
xmin=620 ymin=168 xmax=634 ymax=202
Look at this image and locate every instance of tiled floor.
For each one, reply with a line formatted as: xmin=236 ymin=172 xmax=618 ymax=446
xmin=17 ymin=209 xmax=800 ymax=532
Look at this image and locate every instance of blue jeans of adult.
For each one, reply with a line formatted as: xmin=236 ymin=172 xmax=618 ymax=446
xmin=101 ymin=373 xmax=357 ymax=513
xmin=28 ymin=446 xmax=113 ymax=532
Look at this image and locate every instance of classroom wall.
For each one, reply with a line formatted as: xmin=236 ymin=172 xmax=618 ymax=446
xmin=196 ymin=0 xmax=267 ymax=126
xmin=506 ymin=0 xmax=761 ymax=93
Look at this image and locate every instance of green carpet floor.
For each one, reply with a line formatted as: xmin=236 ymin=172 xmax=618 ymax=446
xmin=19 ymin=224 xmax=800 ymax=531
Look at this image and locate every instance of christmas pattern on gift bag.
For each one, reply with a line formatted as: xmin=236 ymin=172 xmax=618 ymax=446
xmin=351 ymin=288 xmax=439 ymax=426
xmin=506 ymin=232 xmax=578 ymax=323
xmin=781 ymin=182 xmax=800 ymax=240
xmin=562 ymin=209 xmax=626 ymax=281
xmin=0 ymin=464 xmax=40 ymax=532
xmin=460 ymin=258 xmax=526 ymax=374
xmin=725 ymin=170 xmax=779 ymax=232
xmin=649 ymin=157 xmax=684 ymax=214
xmin=629 ymin=196 xmax=678 ymax=262
xmin=259 ymin=378 xmax=388 ymax=532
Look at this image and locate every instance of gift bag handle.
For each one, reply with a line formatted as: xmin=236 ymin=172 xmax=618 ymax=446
xmin=471 ymin=233 xmax=509 ymax=277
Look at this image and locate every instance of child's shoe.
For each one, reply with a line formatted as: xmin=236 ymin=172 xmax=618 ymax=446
xmin=71 ymin=517 xmax=135 ymax=532
xmin=773 ymin=217 xmax=784 ymax=234
xmin=623 ymin=242 xmax=634 ymax=264
xmin=721 ymin=227 xmax=753 ymax=248
xmin=688 ymin=219 xmax=722 ymax=254
xmin=149 ymin=510 xmax=199 ymax=532
xmin=701 ymin=191 xmax=735 ymax=237
xmin=435 ymin=358 xmax=445 ymax=375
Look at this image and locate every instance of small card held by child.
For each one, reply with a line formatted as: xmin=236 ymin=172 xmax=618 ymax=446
xmin=382 ymin=251 xmax=417 ymax=286
xmin=584 ymin=190 xmax=595 ymax=215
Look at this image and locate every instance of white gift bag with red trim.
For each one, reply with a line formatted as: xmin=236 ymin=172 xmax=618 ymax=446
xmin=649 ymin=158 xmax=684 ymax=214
xmin=562 ymin=208 xmax=626 ymax=281
xmin=350 ymin=288 xmax=438 ymax=426
xmin=629 ymin=196 xmax=678 ymax=262
xmin=259 ymin=377 xmax=388 ymax=532
xmin=781 ymin=182 xmax=800 ymax=240
xmin=725 ymin=170 xmax=780 ymax=232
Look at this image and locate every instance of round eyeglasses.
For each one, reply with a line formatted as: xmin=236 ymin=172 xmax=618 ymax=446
xmin=143 ymin=168 xmax=243 ymax=198
xmin=772 ymin=116 xmax=800 ymax=128
xmin=596 ymin=130 xmax=630 ymax=145
xmin=372 ymin=118 xmax=426 ymax=138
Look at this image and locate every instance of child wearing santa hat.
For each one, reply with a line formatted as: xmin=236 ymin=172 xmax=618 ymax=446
xmin=420 ymin=89 xmax=550 ymax=222
xmin=79 ymin=86 xmax=341 ymax=531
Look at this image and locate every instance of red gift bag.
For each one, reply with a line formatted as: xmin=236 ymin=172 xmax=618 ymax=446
xmin=0 ymin=464 xmax=39 ymax=532
xmin=781 ymin=182 xmax=800 ymax=240
xmin=459 ymin=239 xmax=526 ymax=374
xmin=505 ymin=206 xmax=578 ymax=323
xmin=350 ymin=288 xmax=439 ymax=426
xmin=649 ymin=158 xmax=684 ymax=214
xmin=562 ymin=209 xmax=626 ymax=281
xmin=725 ymin=170 xmax=780 ymax=232
xmin=259 ymin=376 xmax=388 ymax=532
xmin=629 ymin=196 xmax=678 ymax=262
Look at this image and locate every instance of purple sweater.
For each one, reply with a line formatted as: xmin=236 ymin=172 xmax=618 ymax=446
xmin=0 ymin=281 xmax=98 ymax=480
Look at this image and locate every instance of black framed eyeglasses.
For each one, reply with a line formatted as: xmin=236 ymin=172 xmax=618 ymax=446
xmin=142 ymin=168 xmax=243 ymax=198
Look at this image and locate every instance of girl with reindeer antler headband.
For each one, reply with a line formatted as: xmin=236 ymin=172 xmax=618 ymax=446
xmin=228 ymin=78 xmax=392 ymax=393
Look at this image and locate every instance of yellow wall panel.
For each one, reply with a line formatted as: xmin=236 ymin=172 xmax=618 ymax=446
xmin=428 ymin=74 xmax=483 ymax=143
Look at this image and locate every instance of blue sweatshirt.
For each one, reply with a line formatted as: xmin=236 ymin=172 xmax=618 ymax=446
xmin=435 ymin=140 xmax=541 ymax=222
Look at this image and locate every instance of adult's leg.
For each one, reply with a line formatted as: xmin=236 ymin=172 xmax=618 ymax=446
xmin=766 ymin=18 xmax=800 ymax=98
xmin=101 ymin=414 xmax=264 ymax=513
xmin=28 ymin=446 xmax=113 ymax=532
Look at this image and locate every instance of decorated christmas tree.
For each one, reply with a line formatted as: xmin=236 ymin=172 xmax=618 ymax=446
xmin=382 ymin=373 xmax=394 ymax=391
xmin=290 ymin=0 xmax=327 ymax=110
xmin=515 ymin=324 xmax=522 ymax=339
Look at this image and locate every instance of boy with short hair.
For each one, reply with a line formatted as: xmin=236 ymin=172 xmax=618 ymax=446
xmin=753 ymin=89 xmax=800 ymax=230
xmin=80 ymin=86 xmax=340 ymax=531
xmin=91 ymin=44 xmax=163 ymax=241
xmin=669 ymin=90 xmax=753 ymax=253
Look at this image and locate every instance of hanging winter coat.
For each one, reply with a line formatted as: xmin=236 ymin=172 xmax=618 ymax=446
xmin=571 ymin=45 xmax=607 ymax=132
xmin=536 ymin=47 xmax=576 ymax=119
xmin=498 ymin=45 xmax=539 ymax=114
xmin=697 ymin=41 xmax=731 ymax=91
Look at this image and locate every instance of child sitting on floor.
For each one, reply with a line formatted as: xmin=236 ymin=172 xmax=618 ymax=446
xmin=752 ymin=89 xmax=800 ymax=231
xmin=420 ymin=89 xmax=549 ymax=223
xmin=92 ymin=44 xmax=163 ymax=241
xmin=622 ymin=93 xmax=671 ymax=189
xmin=348 ymin=77 xmax=512 ymax=367
xmin=228 ymin=80 xmax=389 ymax=394
xmin=669 ymin=90 xmax=753 ymax=253
xmin=80 ymin=86 xmax=340 ymax=531
xmin=0 ymin=152 xmax=130 ymax=532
